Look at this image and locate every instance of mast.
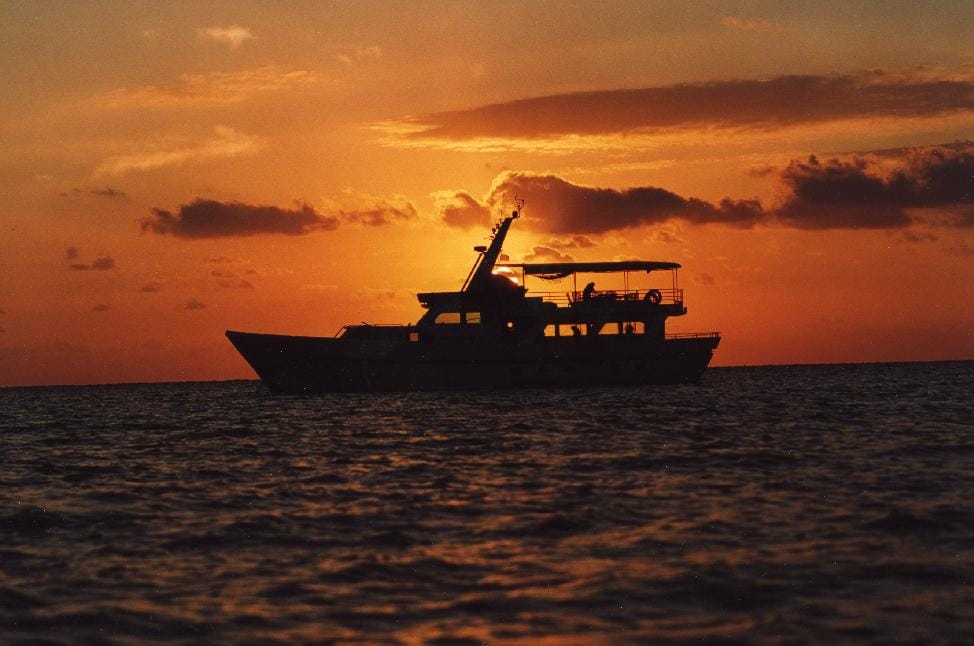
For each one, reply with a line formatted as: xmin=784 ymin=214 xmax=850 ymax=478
xmin=463 ymin=200 xmax=522 ymax=292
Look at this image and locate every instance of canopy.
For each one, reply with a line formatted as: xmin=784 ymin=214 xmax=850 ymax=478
xmin=498 ymin=260 xmax=680 ymax=280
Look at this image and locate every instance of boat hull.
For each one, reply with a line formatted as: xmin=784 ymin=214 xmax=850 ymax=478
xmin=226 ymin=330 xmax=720 ymax=394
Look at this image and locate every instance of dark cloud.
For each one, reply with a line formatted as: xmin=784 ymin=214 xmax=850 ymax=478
xmin=69 ymin=256 xmax=117 ymax=271
xmin=91 ymin=257 xmax=116 ymax=270
xmin=141 ymin=199 xmax=338 ymax=238
xmin=486 ymin=172 xmax=763 ymax=233
xmin=91 ymin=187 xmax=127 ymax=198
xmin=440 ymin=142 xmax=973 ymax=234
xmin=524 ymin=246 xmax=575 ymax=263
xmin=139 ymin=281 xmax=164 ymax=293
xmin=341 ymin=201 xmax=417 ymax=226
xmin=93 ymin=303 xmax=112 ymax=312
xmin=184 ymin=299 xmax=207 ymax=310
xmin=66 ymin=247 xmax=79 ymax=260
xmin=776 ymin=143 xmax=974 ymax=229
xmin=433 ymin=191 xmax=492 ymax=229
xmin=402 ymin=72 xmax=974 ymax=139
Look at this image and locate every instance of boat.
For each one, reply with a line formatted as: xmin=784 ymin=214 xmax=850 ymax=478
xmin=226 ymin=204 xmax=720 ymax=393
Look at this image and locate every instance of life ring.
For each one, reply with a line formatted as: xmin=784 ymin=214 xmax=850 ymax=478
xmin=644 ymin=289 xmax=662 ymax=304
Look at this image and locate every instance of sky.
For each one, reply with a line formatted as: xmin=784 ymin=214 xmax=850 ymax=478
xmin=1 ymin=0 xmax=973 ymax=386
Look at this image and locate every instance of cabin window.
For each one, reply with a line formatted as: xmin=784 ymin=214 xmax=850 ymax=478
xmin=408 ymin=332 xmax=419 ymax=342
xmin=434 ymin=312 xmax=461 ymax=324
xmin=434 ymin=312 xmax=481 ymax=325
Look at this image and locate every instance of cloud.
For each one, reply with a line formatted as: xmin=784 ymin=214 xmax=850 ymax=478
xmin=69 ymin=256 xmax=116 ymax=271
xmin=197 ymin=25 xmax=254 ymax=48
xmin=436 ymin=142 xmax=974 ymax=234
xmin=432 ymin=190 xmax=492 ymax=229
xmin=139 ymin=281 xmax=164 ymax=293
xmin=184 ymin=299 xmax=207 ymax=311
xmin=900 ymin=231 xmax=939 ymax=244
xmin=211 ymin=271 xmax=255 ymax=289
xmin=560 ymin=235 xmax=597 ymax=249
xmin=341 ymin=199 xmax=417 ymax=226
xmin=391 ymin=70 xmax=974 ymax=141
xmin=524 ymin=246 xmax=575 ymax=263
xmin=93 ymin=304 xmax=112 ymax=312
xmin=90 ymin=187 xmax=127 ymax=198
xmin=720 ymin=16 xmax=779 ymax=32
xmin=334 ymin=44 xmax=383 ymax=66
xmin=648 ymin=225 xmax=685 ymax=244
xmin=141 ymin=199 xmax=338 ymax=238
xmin=775 ymin=143 xmax=974 ymax=229
xmin=85 ymin=66 xmax=319 ymax=110
xmin=91 ymin=257 xmax=116 ymax=270
xmin=486 ymin=172 xmax=763 ymax=233
xmin=96 ymin=127 xmax=262 ymax=176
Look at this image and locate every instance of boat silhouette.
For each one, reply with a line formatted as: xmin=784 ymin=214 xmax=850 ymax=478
xmin=226 ymin=205 xmax=720 ymax=392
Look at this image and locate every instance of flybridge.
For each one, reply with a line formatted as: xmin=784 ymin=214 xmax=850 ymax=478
xmin=498 ymin=260 xmax=680 ymax=278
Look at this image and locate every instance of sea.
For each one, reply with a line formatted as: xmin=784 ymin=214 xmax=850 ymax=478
xmin=2 ymin=361 xmax=972 ymax=645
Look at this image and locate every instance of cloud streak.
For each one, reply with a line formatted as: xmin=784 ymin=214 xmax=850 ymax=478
xmin=141 ymin=199 xmax=338 ymax=238
xmin=197 ymin=25 xmax=254 ymax=49
xmin=96 ymin=127 xmax=262 ymax=176
xmin=85 ymin=66 xmax=320 ymax=111
xmin=69 ymin=255 xmax=116 ymax=271
xmin=393 ymin=71 xmax=974 ymax=141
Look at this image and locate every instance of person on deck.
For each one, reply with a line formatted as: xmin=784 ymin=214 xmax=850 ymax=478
xmin=582 ymin=282 xmax=596 ymax=300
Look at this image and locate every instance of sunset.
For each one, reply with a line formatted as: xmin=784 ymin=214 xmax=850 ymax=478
xmin=3 ymin=3 xmax=973 ymax=643
xmin=2 ymin=1 xmax=972 ymax=386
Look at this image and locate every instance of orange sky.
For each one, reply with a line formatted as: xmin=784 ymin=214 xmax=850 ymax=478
xmin=2 ymin=1 xmax=973 ymax=386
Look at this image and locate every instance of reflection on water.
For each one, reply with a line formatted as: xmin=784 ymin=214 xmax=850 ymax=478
xmin=2 ymin=362 xmax=973 ymax=643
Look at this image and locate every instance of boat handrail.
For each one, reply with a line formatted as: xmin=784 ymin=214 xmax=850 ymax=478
xmin=532 ymin=288 xmax=684 ymax=306
xmin=665 ymin=332 xmax=721 ymax=340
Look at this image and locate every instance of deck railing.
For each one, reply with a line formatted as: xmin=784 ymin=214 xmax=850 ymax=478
xmin=533 ymin=288 xmax=683 ymax=306
xmin=665 ymin=332 xmax=721 ymax=340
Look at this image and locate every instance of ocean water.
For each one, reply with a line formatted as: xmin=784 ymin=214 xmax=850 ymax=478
xmin=2 ymin=361 xmax=972 ymax=644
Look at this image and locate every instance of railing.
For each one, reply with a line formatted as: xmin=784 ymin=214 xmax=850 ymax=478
xmin=533 ymin=288 xmax=684 ymax=306
xmin=665 ymin=332 xmax=721 ymax=340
